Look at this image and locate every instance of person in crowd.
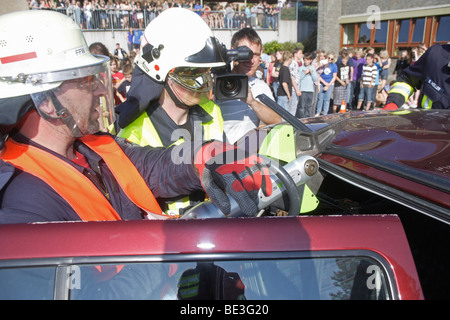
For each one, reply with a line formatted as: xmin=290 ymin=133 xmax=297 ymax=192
xmin=0 ymin=9 xmax=270 ymax=223
xmin=332 ymin=50 xmax=351 ymax=113
xmin=271 ymin=50 xmax=283 ymax=101
xmin=110 ymin=57 xmax=124 ymax=105
xmin=297 ymin=52 xmax=318 ymax=118
xmin=266 ymin=52 xmax=276 ymax=89
xmin=379 ymin=49 xmax=391 ymax=92
xmin=356 ymin=53 xmax=378 ymax=111
xmin=132 ymin=27 xmax=143 ymax=52
xmin=311 ymin=49 xmax=325 ymax=115
xmin=217 ymin=27 xmax=281 ymax=144
xmin=276 ymin=51 xmax=293 ymax=111
xmin=127 ymin=27 xmax=134 ymax=53
xmin=288 ymin=48 xmax=303 ymax=116
xmin=315 ymin=51 xmax=337 ymax=116
xmin=116 ymin=64 xmax=133 ymax=103
xmin=393 ymin=49 xmax=411 ymax=78
xmin=114 ymin=42 xmax=128 ymax=66
xmin=336 ymin=48 xmax=354 ymax=109
xmin=350 ymin=49 xmax=366 ymax=109
xmin=89 ymin=41 xmax=111 ymax=57
xmin=120 ymin=0 xmax=131 ymax=29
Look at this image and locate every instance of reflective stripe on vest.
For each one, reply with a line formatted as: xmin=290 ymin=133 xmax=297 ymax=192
xmin=389 ymin=82 xmax=413 ymax=101
xmin=421 ymin=94 xmax=433 ymax=109
xmin=2 ymin=135 xmax=163 ymax=221
xmin=117 ymin=100 xmax=224 ymax=148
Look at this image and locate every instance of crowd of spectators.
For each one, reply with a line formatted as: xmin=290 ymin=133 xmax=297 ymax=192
xmin=263 ymin=45 xmax=427 ymax=117
xmin=31 ymin=0 xmax=426 ymax=117
xmin=90 ymin=35 xmax=427 ymax=120
xmin=28 ymin=0 xmax=284 ymax=30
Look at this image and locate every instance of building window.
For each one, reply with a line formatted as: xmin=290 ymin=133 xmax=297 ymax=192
xmin=412 ymin=18 xmax=425 ymax=43
xmin=435 ymin=15 xmax=450 ymax=43
xmin=374 ymin=21 xmax=388 ymax=43
xmin=358 ymin=22 xmax=371 ymax=44
xmin=397 ymin=19 xmax=410 ymax=43
xmin=343 ymin=24 xmax=355 ymax=45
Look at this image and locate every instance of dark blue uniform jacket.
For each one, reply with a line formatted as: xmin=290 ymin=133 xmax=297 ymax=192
xmin=0 ymin=133 xmax=202 ymax=224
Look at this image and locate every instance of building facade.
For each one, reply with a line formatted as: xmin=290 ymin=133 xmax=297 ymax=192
xmin=317 ymin=0 xmax=450 ymax=57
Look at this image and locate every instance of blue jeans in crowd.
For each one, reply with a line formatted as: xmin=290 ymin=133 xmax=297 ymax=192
xmin=316 ymin=84 xmax=334 ymax=115
xmin=277 ymin=95 xmax=289 ymax=111
xmin=272 ymin=81 xmax=279 ymax=102
xmin=296 ymin=91 xmax=314 ymax=118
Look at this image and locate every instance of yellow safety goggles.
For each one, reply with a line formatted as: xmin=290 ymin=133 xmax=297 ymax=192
xmin=167 ymin=67 xmax=212 ymax=93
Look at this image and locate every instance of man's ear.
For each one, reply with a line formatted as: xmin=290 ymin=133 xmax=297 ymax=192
xmin=36 ymin=96 xmax=55 ymax=116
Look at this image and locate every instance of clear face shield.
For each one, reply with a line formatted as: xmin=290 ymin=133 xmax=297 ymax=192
xmin=30 ymin=56 xmax=115 ymax=137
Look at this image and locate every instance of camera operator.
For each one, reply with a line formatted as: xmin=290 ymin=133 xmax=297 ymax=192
xmin=217 ymin=28 xmax=281 ymax=144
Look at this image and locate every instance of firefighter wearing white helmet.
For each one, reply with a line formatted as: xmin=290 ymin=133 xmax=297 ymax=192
xmin=0 ymin=10 xmax=199 ymax=223
xmin=0 ymin=10 xmax=115 ymax=137
xmin=117 ymin=8 xmax=228 ymax=217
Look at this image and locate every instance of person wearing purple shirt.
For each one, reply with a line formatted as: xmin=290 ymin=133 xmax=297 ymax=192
xmin=350 ymin=49 xmax=366 ymax=108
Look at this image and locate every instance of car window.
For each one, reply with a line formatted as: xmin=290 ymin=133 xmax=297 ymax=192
xmin=69 ymin=256 xmax=390 ymax=300
xmin=0 ymin=266 xmax=56 ymax=300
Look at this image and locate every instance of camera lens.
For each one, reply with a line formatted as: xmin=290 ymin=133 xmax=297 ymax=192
xmin=220 ymin=78 xmax=242 ymax=98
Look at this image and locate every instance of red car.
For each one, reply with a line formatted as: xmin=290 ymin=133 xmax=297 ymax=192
xmin=0 ymin=215 xmax=422 ymax=300
xmin=0 ymin=108 xmax=448 ymax=300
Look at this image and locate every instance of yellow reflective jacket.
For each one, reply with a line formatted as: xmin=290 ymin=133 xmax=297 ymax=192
xmin=117 ymin=100 xmax=223 ymax=216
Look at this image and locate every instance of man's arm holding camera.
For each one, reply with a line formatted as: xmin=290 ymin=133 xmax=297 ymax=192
xmin=244 ymin=84 xmax=281 ymax=125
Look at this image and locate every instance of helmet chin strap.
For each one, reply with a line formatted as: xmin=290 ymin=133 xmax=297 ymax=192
xmin=164 ymin=81 xmax=192 ymax=110
xmin=39 ymin=90 xmax=83 ymax=137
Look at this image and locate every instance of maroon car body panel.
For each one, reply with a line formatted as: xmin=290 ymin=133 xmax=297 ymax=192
xmin=312 ymin=110 xmax=450 ymax=212
xmin=0 ymin=215 xmax=423 ymax=299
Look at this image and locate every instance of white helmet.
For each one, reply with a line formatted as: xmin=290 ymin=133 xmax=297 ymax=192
xmin=0 ymin=10 xmax=109 ymax=98
xmin=0 ymin=10 xmax=114 ymax=136
xmin=135 ymin=8 xmax=226 ymax=83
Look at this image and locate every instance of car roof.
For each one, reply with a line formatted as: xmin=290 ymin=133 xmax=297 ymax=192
xmin=312 ymin=110 xmax=449 ymax=180
xmin=311 ymin=110 xmax=450 ymax=212
xmin=0 ymin=215 xmax=406 ymax=260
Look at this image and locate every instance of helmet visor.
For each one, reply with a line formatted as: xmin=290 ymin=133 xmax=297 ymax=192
xmin=31 ymin=57 xmax=115 ymax=137
xmin=167 ymin=67 xmax=212 ymax=93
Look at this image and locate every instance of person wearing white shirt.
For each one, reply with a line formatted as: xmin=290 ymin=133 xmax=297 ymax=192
xmin=217 ymin=28 xmax=281 ymax=144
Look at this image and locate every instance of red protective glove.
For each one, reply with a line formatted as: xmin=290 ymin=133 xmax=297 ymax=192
xmin=195 ymin=141 xmax=272 ymax=216
xmin=383 ymin=103 xmax=399 ymax=111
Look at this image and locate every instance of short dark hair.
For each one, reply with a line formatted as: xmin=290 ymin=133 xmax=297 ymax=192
xmin=89 ymin=42 xmax=111 ymax=57
xmin=231 ymin=28 xmax=262 ymax=50
xmin=304 ymin=53 xmax=313 ymax=60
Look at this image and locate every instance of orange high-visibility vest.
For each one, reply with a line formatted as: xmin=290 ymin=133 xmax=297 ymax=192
xmin=1 ymin=135 xmax=163 ymax=221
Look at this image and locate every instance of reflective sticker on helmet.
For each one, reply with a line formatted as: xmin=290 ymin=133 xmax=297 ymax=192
xmin=0 ymin=52 xmax=37 ymax=64
xmin=65 ymin=46 xmax=90 ymax=59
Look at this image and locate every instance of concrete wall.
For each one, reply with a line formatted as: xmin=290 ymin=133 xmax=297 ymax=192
xmin=0 ymin=0 xmax=28 ymax=15
xmin=83 ymin=20 xmax=299 ymax=55
xmin=316 ymin=0 xmax=342 ymax=55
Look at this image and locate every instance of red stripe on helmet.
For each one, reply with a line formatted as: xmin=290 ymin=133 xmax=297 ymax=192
xmin=0 ymin=52 xmax=37 ymax=64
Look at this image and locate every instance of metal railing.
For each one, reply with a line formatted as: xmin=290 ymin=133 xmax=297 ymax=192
xmin=33 ymin=7 xmax=279 ymax=31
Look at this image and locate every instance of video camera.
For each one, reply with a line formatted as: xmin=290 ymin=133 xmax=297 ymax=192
xmin=213 ymin=40 xmax=253 ymax=100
